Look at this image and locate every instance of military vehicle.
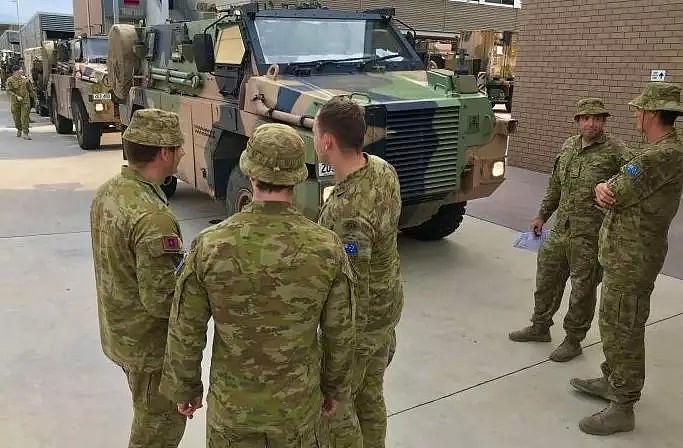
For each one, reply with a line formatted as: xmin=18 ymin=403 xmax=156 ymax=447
xmin=47 ymin=35 xmax=118 ymax=150
xmin=108 ymin=3 xmax=516 ymax=240
xmin=22 ymin=46 xmax=53 ymax=117
xmin=1 ymin=49 xmax=21 ymax=90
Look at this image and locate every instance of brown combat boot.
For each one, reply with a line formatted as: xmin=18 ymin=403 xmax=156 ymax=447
xmin=508 ymin=324 xmax=551 ymax=342
xmin=549 ymin=336 xmax=582 ymax=362
xmin=570 ymin=377 xmax=614 ymax=401
xmin=16 ymin=129 xmax=21 ymax=137
xmin=579 ymin=403 xmax=635 ymax=435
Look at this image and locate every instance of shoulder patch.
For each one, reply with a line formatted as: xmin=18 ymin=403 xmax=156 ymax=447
xmin=162 ymin=235 xmax=182 ymax=252
xmin=343 ymin=241 xmax=358 ymax=256
xmin=625 ymin=163 xmax=641 ymax=178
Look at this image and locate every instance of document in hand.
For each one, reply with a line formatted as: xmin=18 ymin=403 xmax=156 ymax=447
xmin=513 ymin=229 xmax=550 ymax=253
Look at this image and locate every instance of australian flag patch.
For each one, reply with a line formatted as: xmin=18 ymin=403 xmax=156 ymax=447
xmin=625 ymin=163 xmax=641 ymax=177
xmin=344 ymin=242 xmax=358 ymax=256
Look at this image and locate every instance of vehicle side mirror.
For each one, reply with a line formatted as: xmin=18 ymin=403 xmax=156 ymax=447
xmin=193 ymin=34 xmax=215 ymax=73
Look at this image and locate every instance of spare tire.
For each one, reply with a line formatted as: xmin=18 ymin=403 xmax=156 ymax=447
xmin=108 ymin=24 xmax=138 ymax=101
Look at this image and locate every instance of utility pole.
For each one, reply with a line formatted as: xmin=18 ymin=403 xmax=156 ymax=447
xmin=113 ymin=0 xmax=120 ymax=25
xmin=9 ymin=0 xmax=22 ymax=54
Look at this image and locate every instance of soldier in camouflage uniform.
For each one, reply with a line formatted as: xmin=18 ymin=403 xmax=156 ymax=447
xmin=314 ymin=97 xmax=404 ymax=448
xmin=159 ymin=123 xmax=355 ymax=448
xmin=6 ymin=65 xmax=36 ymax=140
xmin=509 ymin=98 xmax=631 ymax=362
xmin=90 ymin=109 xmax=187 ymax=448
xmin=573 ymin=82 xmax=683 ymax=435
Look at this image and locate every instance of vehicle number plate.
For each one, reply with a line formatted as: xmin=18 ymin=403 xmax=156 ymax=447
xmin=318 ymin=163 xmax=335 ymax=177
xmin=92 ymin=93 xmax=111 ymax=101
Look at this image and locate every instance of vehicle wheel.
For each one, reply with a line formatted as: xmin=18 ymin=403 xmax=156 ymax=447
xmin=402 ymin=202 xmax=467 ymax=241
xmin=161 ymin=175 xmax=178 ymax=199
xmin=225 ymin=167 xmax=252 ymax=216
xmin=52 ymin=95 xmax=73 ymax=133
xmin=505 ymin=101 xmax=512 ymax=113
xmin=74 ymin=101 xmax=102 ymax=150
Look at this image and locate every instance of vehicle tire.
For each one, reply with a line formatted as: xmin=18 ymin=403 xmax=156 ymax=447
xmin=74 ymin=101 xmax=102 ymax=150
xmin=505 ymin=101 xmax=512 ymax=113
xmin=52 ymin=95 xmax=73 ymax=134
xmin=161 ymin=175 xmax=178 ymax=199
xmin=402 ymin=202 xmax=467 ymax=241
xmin=225 ymin=167 xmax=252 ymax=216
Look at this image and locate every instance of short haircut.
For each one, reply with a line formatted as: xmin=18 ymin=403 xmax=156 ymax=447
xmin=254 ymin=180 xmax=293 ymax=193
xmin=123 ymin=139 xmax=163 ymax=164
xmin=659 ymin=110 xmax=679 ymax=127
xmin=317 ymin=96 xmax=366 ymax=152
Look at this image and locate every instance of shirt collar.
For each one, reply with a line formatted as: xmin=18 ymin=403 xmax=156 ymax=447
xmin=332 ymin=153 xmax=370 ymax=197
xmin=243 ymin=200 xmax=300 ymax=215
xmin=579 ymin=131 xmax=607 ymax=151
xmin=121 ymin=165 xmax=168 ymax=205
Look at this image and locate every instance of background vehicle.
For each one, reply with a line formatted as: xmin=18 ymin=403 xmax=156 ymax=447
xmin=109 ymin=4 xmax=516 ymax=240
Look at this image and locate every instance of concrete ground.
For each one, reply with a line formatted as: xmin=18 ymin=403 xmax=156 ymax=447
xmin=1 ymin=96 xmax=682 ymax=448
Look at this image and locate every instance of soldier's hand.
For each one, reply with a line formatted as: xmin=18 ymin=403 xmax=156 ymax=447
xmin=321 ymin=397 xmax=339 ymax=418
xmin=177 ymin=396 xmax=203 ymax=419
xmin=16 ymin=95 xmax=22 ymax=101
xmin=595 ymin=182 xmax=615 ymax=207
xmin=531 ymin=217 xmax=544 ymax=236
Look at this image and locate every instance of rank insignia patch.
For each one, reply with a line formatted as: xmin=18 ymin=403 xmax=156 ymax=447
xmin=162 ymin=235 xmax=181 ymax=252
xmin=344 ymin=242 xmax=358 ymax=256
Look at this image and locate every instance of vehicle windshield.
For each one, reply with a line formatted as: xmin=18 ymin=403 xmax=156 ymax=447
xmin=254 ymin=17 xmax=412 ymax=64
xmin=83 ymin=38 xmax=108 ymax=61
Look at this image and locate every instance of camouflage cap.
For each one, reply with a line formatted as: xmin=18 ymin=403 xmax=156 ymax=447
xmin=122 ymin=109 xmax=184 ymax=147
xmin=239 ymin=123 xmax=308 ymax=186
xmin=574 ymin=98 xmax=610 ymax=119
xmin=628 ymin=82 xmax=682 ymax=114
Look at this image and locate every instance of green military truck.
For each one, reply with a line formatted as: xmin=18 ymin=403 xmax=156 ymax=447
xmin=108 ymin=4 xmax=515 ymax=240
xmin=47 ymin=35 xmax=119 ymax=150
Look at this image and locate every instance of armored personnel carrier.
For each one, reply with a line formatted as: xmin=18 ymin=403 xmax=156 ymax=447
xmin=108 ymin=3 xmax=516 ymax=240
xmin=47 ymin=35 xmax=118 ymax=150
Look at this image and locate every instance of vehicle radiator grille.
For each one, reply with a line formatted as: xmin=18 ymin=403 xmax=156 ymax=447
xmin=383 ymin=106 xmax=460 ymax=205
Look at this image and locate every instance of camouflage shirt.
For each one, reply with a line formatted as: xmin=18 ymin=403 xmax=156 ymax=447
xmin=599 ymin=129 xmax=683 ymax=282
xmin=539 ymin=132 xmax=631 ymax=237
xmin=318 ymin=154 xmax=404 ymax=350
xmin=159 ymin=201 xmax=355 ymax=432
xmin=6 ymin=74 xmax=35 ymax=104
xmin=90 ymin=166 xmax=184 ymax=370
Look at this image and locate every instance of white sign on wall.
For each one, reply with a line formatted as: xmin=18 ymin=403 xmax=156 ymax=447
xmin=650 ymin=70 xmax=666 ymax=82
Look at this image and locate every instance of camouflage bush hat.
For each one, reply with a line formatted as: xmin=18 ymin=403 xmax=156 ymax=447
xmin=239 ymin=123 xmax=308 ymax=186
xmin=574 ymin=98 xmax=610 ymax=119
xmin=629 ymin=82 xmax=683 ymax=115
xmin=122 ymin=109 xmax=185 ymax=147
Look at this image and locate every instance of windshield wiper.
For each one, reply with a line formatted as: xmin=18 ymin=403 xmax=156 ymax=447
xmin=283 ymin=53 xmax=404 ymax=74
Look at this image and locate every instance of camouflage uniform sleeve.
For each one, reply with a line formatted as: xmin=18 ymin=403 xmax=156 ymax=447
xmin=334 ymin=216 xmax=373 ymax=329
xmin=133 ymin=211 xmax=184 ymax=319
xmin=538 ymin=154 xmax=562 ymax=222
xmin=27 ymin=80 xmax=36 ymax=102
xmin=6 ymin=77 xmax=17 ymax=97
xmin=159 ymin=237 xmax=211 ymax=403
xmin=608 ymin=149 xmax=683 ymax=209
xmin=320 ymin=246 xmax=355 ymax=400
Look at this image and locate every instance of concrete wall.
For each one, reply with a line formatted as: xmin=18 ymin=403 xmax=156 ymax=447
xmin=508 ymin=0 xmax=683 ymax=173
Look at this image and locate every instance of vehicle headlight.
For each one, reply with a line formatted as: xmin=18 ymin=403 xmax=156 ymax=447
xmin=492 ymin=161 xmax=505 ymax=177
xmin=322 ymin=186 xmax=335 ymax=202
xmin=95 ymin=103 xmax=104 ymax=112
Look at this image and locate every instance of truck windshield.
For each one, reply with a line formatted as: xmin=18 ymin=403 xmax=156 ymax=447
xmin=83 ymin=39 xmax=108 ymax=61
xmin=254 ymin=17 xmax=412 ymax=64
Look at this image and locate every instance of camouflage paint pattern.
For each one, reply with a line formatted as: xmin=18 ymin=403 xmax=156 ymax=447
xmin=6 ymin=73 xmax=36 ymax=133
xmin=159 ymin=201 xmax=355 ymax=437
xmin=90 ymin=166 xmax=184 ymax=370
xmin=110 ymin=5 xmax=514 ymax=232
xmin=598 ymin=129 xmax=683 ymax=404
xmin=317 ymin=155 xmax=403 ymax=448
xmin=531 ymin=132 xmax=631 ymax=339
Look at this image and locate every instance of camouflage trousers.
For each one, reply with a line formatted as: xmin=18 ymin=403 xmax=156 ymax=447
xmin=598 ymin=270 xmax=655 ymax=405
xmin=531 ymin=231 xmax=601 ymax=341
xmin=207 ymin=410 xmax=320 ymax=448
xmin=323 ymin=331 xmax=396 ymax=448
xmin=11 ymin=101 xmax=30 ymax=134
xmin=123 ymin=367 xmax=186 ymax=448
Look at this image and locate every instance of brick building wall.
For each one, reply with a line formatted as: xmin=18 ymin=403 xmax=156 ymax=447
xmin=508 ymin=0 xmax=683 ymax=173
